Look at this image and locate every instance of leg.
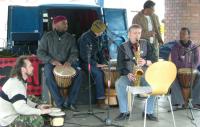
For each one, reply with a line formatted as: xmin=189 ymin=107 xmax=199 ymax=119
xmin=66 ymin=69 xmax=82 ymax=105
xmin=44 ymin=63 xmax=64 ymax=107
xmin=170 ymin=79 xmax=184 ymax=105
xmin=140 ymin=77 xmax=156 ymax=114
xmin=192 ymin=77 xmax=200 ymax=105
xmin=115 ymin=76 xmax=131 ymax=113
xmin=9 ymin=115 xmax=44 ymax=127
xmin=90 ymin=66 xmax=105 ymax=99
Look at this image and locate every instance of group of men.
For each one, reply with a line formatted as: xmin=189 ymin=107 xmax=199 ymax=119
xmin=0 ymin=0 xmax=200 ymax=126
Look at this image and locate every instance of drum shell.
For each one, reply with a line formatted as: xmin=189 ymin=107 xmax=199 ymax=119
xmin=102 ymin=66 xmax=119 ymax=88
xmin=49 ymin=112 xmax=65 ymax=127
xmin=177 ymin=68 xmax=198 ymax=105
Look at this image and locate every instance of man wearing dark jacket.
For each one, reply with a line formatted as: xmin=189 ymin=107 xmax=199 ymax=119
xmin=37 ymin=16 xmax=82 ymax=112
xmin=115 ymin=24 xmax=157 ymax=121
xmin=79 ymin=20 xmax=107 ymax=109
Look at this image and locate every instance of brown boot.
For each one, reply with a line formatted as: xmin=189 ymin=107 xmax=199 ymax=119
xmin=97 ymin=99 xmax=108 ymax=109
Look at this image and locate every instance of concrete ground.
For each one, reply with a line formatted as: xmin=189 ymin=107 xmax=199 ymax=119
xmin=60 ymin=96 xmax=200 ymax=127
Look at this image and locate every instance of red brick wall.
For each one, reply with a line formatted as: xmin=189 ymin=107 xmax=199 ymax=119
xmin=165 ymin=0 xmax=200 ymax=44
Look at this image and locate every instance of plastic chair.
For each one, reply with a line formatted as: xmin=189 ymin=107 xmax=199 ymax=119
xmin=127 ymin=61 xmax=177 ymax=127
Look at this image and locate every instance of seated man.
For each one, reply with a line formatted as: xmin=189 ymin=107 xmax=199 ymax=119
xmin=115 ymin=24 xmax=157 ymax=121
xmin=170 ymin=27 xmax=200 ymax=108
xmin=0 ymin=56 xmax=51 ymax=127
xmin=79 ymin=20 xmax=108 ymax=109
xmin=37 ymin=16 xmax=82 ymax=111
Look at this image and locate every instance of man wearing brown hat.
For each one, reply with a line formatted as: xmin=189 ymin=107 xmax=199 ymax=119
xmin=37 ymin=16 xmax=82 ymax=112
xmin=132 ymin=0 xmax=163 ymax=61
xmin=79 ymin=20 xmax=108 ymax=109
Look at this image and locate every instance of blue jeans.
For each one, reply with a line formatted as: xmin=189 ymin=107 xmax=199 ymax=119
xmin=115 ymin=75 xmax=156 ymax=114
xmin=90 ymin=65 xmax=105 ymax=99
xmin=44 ymin=63 xmax=82 ymax=107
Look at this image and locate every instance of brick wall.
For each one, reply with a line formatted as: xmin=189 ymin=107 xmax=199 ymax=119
xmin=165 ymin=0 xmax=200 ymax=44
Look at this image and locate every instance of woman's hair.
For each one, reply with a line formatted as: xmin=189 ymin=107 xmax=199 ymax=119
xmin=10 ymin=55 xmax=29 ymax=81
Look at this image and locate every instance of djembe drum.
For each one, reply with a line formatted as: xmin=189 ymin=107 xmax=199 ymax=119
xmin=51 ymin=65 xmax=76 ymax=105
xmin=177 ymin=68 xmax=198 ymax=105
xmin=49 ymin=111 xmax=66 ymax=127
xmin=102 ymin=65 xmax=120 ymax=106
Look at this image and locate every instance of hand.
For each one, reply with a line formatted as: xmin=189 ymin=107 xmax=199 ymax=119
xmin=127 ymin=73 xmax=136 ymax=81
xmin=51 ymin=60 xmax=62 ymax=66
xmin=96 ymin=64 xmax=107 ymax=68
xmin=64 ymin=62 xmax=71 ymax=67
xmin=41 ymin=108 xmax=52 ymax=115
xmin=37 ymin=104 xmax=51 ymax=110
xmin=159 ymin=40 xmax=164 ymax=45
xmin=137 ymin=58 xmax=146 ymax=67
xmin=147 ymin=31 xmax=156 ymax=37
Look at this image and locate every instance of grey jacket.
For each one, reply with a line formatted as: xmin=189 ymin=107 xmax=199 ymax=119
xmin=117 ymin=40 xmax=157 ymax=76
xmin=37 ymin=31 xmax=78 ymax=64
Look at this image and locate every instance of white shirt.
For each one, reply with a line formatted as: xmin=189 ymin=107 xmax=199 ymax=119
xmin=145 ymin=16 xmax=154 ymax=44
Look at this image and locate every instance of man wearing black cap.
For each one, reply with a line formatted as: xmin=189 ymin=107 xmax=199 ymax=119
xmin=79 ymin=20 xmax=108 ymax=109
xmin=37 ymin=16 xmax=82 ymax=112
xmin=132 ymin=0 xmax=163 ymax=61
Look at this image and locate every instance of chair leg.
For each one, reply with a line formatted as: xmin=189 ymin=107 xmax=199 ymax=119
xmin=167 ymin=95 xmax=176 ymax=127
xmin=129 ymin=94 xmax=135 ymax=120
xmin=144 ymin=95 xmax=150 ymax=127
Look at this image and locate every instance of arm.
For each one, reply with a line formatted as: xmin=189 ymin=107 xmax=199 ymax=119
xmin=117 ymin=45 xmax=130 ymax=75
xmin=146 ymin=42 xmax=157 ymax=64
xmin=132 ymin=16 xmax=150 ymax=39
xmin=67 ymin=37 xmax=79 ymax=65
xmin=37 ymin=33 xmax=52 ymax=64
xmin=193 ymin=46 xmax=200 ymax=68
xmin=170 ymin=44 xmax=183 ymax=68
xmin=79 ymin=37 xmax=97 ymax=66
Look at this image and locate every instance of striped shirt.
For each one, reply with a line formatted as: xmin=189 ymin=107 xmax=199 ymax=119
xmin=0 ymin=77 xmax=41 ymax=126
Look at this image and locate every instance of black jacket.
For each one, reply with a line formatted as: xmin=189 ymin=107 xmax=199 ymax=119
xmin=117 ymin=40 xmax=157 ymax=76
xmin=79 ymin=30 xmax=106 ymax=68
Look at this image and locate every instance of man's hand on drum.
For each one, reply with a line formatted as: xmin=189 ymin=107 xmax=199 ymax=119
xmin=37 ymin=104 xmax=51 ymax=110
xmin=63 ymin=62 xmax=71 ymax=67
xmin=51 ymin=60 xmax=62 ymax=66
xmin=127 ymin=73 xmax=136 ymax=81
xmin=36 ymin=104 xmax=52 ymax=114
xmin=96 ymin=64 xmax=107 ymax=68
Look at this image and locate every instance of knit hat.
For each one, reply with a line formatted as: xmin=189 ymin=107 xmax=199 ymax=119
xmin=91 ymin=20 xmax=106 ymax=33
xmin=53 ymin=16 xmax=67 ymax=24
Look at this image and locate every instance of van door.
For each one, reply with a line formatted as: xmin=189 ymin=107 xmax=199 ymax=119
xmin=7 ymin=6 xmax=41 ymax=48
xmin=103 ymin=8 xmax=128 ymax=59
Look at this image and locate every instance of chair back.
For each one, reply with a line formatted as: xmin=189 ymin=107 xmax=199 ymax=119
xmin=145 ymin=61 xmax=177 ymax=95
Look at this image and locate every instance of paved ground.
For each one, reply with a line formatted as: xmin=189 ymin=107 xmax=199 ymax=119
xmin=59 ymin=96 xmax=200 ymax=127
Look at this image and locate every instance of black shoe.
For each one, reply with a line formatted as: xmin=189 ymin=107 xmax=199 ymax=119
xmin=142 ymin=112 xmax=158 ymax=121
xmin=115 ymin=113 xmax=129 ymax=121
xmin=63 ymin=104 xmax=79 ymax=112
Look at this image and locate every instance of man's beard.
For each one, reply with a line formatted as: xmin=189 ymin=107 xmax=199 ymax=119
xmin=26 ymin=72 xmax=33 ymax=77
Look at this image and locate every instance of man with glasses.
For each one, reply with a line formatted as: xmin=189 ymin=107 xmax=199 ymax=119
xmin=132 ymin=0 xmax=163 ymax=61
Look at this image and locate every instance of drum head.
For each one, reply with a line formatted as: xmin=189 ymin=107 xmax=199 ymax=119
xmin=49 ymin=111 xmax=65 ymax=116
xmin=178 ymin=68 xmax=198 ymax=74
xmin=50 ymin=108 xmax=61 ymax=113
xmin=54 ymin=66 xmax=76 ymax=77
